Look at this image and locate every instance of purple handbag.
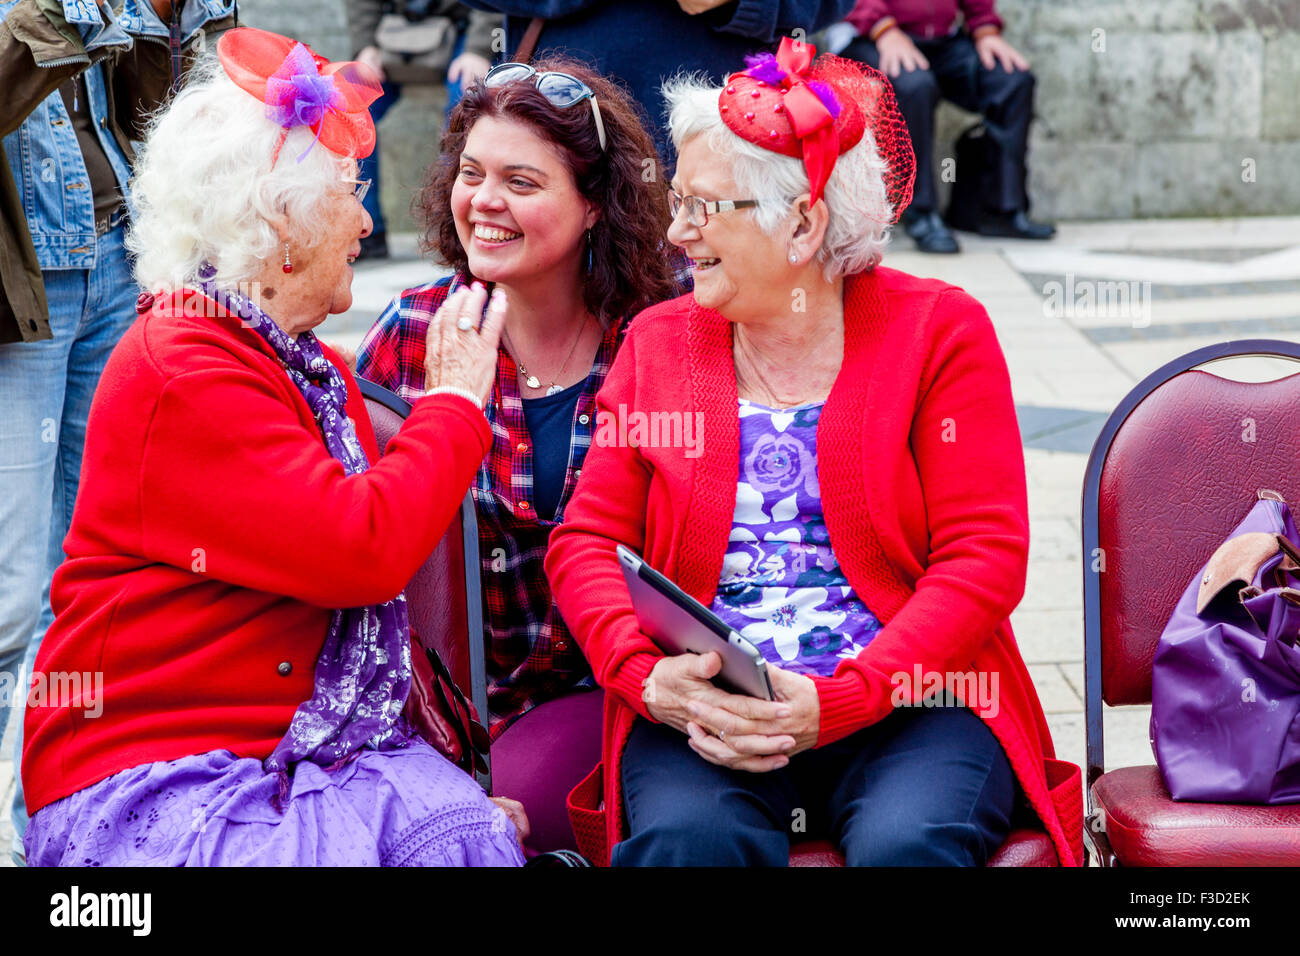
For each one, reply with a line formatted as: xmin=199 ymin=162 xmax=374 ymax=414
xmin=1151 ymin=491 xmax=1300 ymax=803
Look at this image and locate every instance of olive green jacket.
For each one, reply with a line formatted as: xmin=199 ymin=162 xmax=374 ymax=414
xmin=0 ymin=0 xmax=235 ymax=343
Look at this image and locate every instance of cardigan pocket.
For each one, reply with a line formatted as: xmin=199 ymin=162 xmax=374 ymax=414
xmin=1044 ymin=757 xmax=1084 ymax=866
xmin=566 ymin=761 xmax=609 ymax=866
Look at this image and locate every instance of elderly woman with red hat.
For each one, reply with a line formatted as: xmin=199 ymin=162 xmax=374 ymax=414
xmin=545 ymin=38 xmax=1083 ymax=866
xmin=20 ymin=28 xmax=526 ymax=866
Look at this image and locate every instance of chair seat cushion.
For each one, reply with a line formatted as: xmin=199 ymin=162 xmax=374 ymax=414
xmin=1093 ymin=765 xmax=1300 ymax=866
xmin=788 ymin=840 xmax=844 ymax=867
xmin=787 ymin=828 xmax=1056 ymax=867
xmin=987 ymin=827 xmax=1058 ymax=866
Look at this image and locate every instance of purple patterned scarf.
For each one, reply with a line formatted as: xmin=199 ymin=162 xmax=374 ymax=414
xmin=197 ymin=265 xmax=412 ymax=806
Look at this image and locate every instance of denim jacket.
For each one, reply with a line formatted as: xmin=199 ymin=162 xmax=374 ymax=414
xmin=0 ymin=0 xmax=236 ymax=343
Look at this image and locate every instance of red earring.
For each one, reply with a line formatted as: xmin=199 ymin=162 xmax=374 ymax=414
xmin=282 ymin=242 xmax=293 ymax=274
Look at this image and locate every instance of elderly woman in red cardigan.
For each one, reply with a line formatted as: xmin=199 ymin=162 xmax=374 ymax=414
xmin=545 ymin=39 xmax=1082 ymax=867
xmin=21 ymin=29 xmax=526 ymax=867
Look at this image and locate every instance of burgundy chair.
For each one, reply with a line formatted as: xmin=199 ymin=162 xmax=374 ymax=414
xmin=359 ymin=378 xmax=491 ymax=790
xmin=1082 ymin=339 xmax=1300 ymax=866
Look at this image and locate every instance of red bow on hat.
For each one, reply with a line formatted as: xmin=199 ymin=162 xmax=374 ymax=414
xmin=719 ymin=36 xmax=913 ymax=219
xmin=217 ymin=27 xmax=383 ymax=164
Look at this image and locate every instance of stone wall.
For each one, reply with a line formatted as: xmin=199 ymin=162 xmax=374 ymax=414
xmin=232 ymin=0 xmax=1300 ymax=223
xmin=998 ymin=0 xmax=1300 ymax=219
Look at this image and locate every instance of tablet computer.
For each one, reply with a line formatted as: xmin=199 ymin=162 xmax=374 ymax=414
xmin=617 ymin=544 xmax=774 ymax=700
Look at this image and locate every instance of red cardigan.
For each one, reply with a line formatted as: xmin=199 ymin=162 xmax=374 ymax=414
xmin=546 ymin=267 xmax=1083 ymax=866
xmin=23 ymin=290 xmax=492 ymax=815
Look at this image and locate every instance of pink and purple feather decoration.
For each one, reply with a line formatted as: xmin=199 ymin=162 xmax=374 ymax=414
xmin=263 ymin=43 xmax=342 ymax=162
xmin=743 ymin=52 xmax=788 ymax=86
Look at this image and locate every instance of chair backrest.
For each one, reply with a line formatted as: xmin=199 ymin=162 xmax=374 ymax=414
xmin=357 ymin=378 xmax=489 ymax=724
xmin=1081 ymin=340 xmax=1300 ymax=789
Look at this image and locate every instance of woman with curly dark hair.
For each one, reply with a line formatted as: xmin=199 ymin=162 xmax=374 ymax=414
xmin=356 ymin=56 xmax=678 ymax=855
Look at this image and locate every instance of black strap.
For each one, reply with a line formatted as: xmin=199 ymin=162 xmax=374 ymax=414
xmin=424 ymin=645 xmax=491 ymax=777
xmin=523 ymin=849 xmax=593 ymax=868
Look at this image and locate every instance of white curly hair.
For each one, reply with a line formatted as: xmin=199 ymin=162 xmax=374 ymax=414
xmin=126 ymin=52 xmax=356 ymax=292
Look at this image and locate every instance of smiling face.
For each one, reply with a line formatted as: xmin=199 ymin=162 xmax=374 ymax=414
xmin=450 ymin=114 xmax=597 ymax=287
xmin=280 ymin=160 xmax=371 ymax=332
xmin=667 ymin=135 xmax=792 ymax=322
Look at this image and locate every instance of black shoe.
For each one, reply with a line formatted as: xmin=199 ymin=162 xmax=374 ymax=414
xmin=968 ymin=210 xmax=1056 ymax=240
xmin=900 ymin=209 xmax=960 ymax=254
xmin=357 ymin=231 xmax=389 ymax=260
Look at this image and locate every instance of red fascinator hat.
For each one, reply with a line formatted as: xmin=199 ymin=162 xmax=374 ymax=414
xmin=719 ymin=37 xmax=914 ymax=220
xmin=217 ymin=27 xmax=383 ymax=164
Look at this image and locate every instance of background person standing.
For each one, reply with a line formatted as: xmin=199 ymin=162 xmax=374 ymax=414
xmin=459 ymin=0 xmax=856 ymax=164
xmin=346 ymin=0 xmax=501 ymax=259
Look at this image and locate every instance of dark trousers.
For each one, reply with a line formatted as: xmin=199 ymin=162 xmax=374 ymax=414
xmin=843 ymin=32 xmax=1036 ymax=215
xmin=612 ymin=701 xmax=1016 ymax=867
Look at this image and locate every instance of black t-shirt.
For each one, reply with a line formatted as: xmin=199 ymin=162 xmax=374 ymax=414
xmin=521 ymin=379 xmax=585 ymax=522
xmin=59 ymin=76 xmax=121 ymax=221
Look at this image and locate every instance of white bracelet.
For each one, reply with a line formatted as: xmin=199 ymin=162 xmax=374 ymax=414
xmin=427 ymin=385 xmax=486 ymax=410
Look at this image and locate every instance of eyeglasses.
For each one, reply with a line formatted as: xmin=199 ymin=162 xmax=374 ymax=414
xmin=667 ymin=188 xmax=760 ymax=228
xmin=483 ymin=62 xmax=607 ymax=152
xmin=342 ymin=177 xmax=372 ymax=204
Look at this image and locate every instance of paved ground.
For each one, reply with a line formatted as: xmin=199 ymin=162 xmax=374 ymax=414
xmin=4 ymin=216 xmax=1299 ymax=865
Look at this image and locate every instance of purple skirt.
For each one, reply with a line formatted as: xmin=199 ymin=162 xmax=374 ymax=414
xmin=25 ymin=740 xmax=525 ymax=867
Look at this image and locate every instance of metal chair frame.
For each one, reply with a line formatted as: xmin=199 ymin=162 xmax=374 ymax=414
xmin=358 ymin=377 xmax=491 ymax=786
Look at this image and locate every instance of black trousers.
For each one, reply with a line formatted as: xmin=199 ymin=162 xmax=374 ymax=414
xmin=613 ymin=702 xmax=1016 ymax=867
xmin=844 ymin=31 xmax=1036 ymax=215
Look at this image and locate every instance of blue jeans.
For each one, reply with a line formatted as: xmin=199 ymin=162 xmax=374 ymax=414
xmin=612 ymin=699 xmax=1016 ymax=866
xmin=0 ymin=222 xmax=138 ymax=862
xmin=360 ymin=35 xmax=471 ymax=237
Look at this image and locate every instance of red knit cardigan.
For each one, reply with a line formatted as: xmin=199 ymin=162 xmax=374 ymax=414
xmin=545 ymin=266 xmax=1083 ymax=866
xmin=23 ymin=290 xmax=492 ymax=815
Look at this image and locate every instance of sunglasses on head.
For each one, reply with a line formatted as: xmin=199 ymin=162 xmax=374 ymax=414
xmin=483 ymin=62 xmax=608 ymax=152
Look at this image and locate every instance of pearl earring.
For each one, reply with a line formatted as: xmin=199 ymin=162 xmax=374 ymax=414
xmin=282 ymin=242 xmax=293 ymax=274
xmin=788 ymin=252 xmax=797 ymax=264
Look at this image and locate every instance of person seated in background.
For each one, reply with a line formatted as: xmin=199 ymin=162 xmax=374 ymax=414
xmin=21 ymin=27 xmax=526 ymax=867
xmin=347 ymin=0 xmax=502 ymax=259
xmin=356 ymin=56 xmax=678 ymax=855
xmin=545 ymin=39 xmax=1081 ymax=866
xmin=841 ymin=0 xmax=1054 ymax=253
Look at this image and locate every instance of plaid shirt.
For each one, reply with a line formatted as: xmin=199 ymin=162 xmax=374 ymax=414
xmin=357 ymin=274 xmax=624 ymax=736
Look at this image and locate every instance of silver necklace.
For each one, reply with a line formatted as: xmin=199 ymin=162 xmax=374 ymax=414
xmin=506 ymin=316 xmax=589 ymax=396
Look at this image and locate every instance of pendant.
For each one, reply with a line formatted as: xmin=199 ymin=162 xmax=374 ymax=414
xmin=546 ymin=384 xmax=562 ymax=396
xmin=524 ymin=374 xmax=541 ymax=389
